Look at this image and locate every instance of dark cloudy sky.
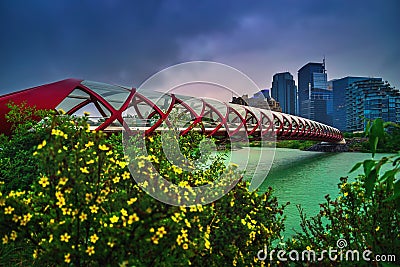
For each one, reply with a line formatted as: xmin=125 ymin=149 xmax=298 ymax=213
xmin=1 ymin=0 xmax=399 ymax=96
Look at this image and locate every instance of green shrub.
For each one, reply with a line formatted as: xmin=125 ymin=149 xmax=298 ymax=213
xmin=275 ymin=140 xmax=317 ymax=150
xmin=0 ymin=112 xmax=287 ymax=266
xmin=286 ymin=119 xmax=400 ymax=266
xmin=0 ymin=102 xmax=51 ymax=192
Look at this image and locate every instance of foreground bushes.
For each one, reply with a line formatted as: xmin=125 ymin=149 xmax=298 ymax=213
xmin=1 ymin=104 xmax=398 ymax=266
xmin=0 ymin=112 xmax=287 ymax=266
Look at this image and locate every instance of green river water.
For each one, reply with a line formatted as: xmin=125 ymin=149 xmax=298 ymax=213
xmin=229 ymin=147 xmax=393 ymax=238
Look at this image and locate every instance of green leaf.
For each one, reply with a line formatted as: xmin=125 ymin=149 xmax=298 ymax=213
xmin=393 ymin=155 xmax=400 ymax=166
xmin=384 ymin=179 xmax=400 ymax=202
xmin=365 ymin=120 xmax=371 ymax=137
xmin=379 ymin=169 xmax=398 ymax=183
xmin=365 ymin=168 xmax=377 ymax=197
xmin=363 ymin=159 xmax=375 ymax=178
xmin=371 ymin=118 xmax=385 ymax=138
xmin=374 ymin=157 xmax=389 ymax=175
xmin=384 ymin=190 xmax=400 ymax=202
xmin=395 ymin=179 xmax=400 ymax=194
xmin=368 ymin=118 xmax=385 ymax=158
xmin=349 ymin=162 xmax=362 ymax=173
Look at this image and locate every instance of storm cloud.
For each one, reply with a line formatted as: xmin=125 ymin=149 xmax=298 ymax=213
xmin=1 ymin=0 xmax=399 ymax=95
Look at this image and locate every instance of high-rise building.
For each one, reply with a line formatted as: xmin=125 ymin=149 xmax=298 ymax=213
xmin=330 ymin=76 xmax=372 ymax=131
xmin=253 ymin=89 xmax=270 ymax=99
xmin=298 ymin=61 xmax=332 ymax=125
xmin=231 ymin=92 xmax=282 ymax=112
xmin=271 ymin=72 xmax=297 ymax=115
xmin=346 ymin=78 xmax=400 ymax=132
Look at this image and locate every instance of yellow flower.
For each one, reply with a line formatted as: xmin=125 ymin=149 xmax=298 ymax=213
xmin=173 ymin=165 xmax=183 ymax=174
xmin=19 ymin=213 xmax=32 ymax=226
xmin=189 ymin=206 xmax=197 ymax=212
xmin=110 ymin=215 xmax=119 ymax=223
xmin=128 ymin=213 xmax=139 ymax=224
xmin=181 ymin=229 xmax=188 ymax=238
xmin=56 ymin=198 xmax=66 ymax=208
xmin=182 ymin=243 xmax=189 ymax=250
xmin=151 ymin=235 xmax=159 ymax=244
xmin=55 ymin=191 xmax=63 ymax=199
xmin=86 ymin=246 xmax=95 ymax=256
xmin=80 ymin=167 xmax=89 ymax=174
xmin=138 ymin=160 xmax=145 ymax=168
xmin=113 ymin=177 xmax=120 ymax=184
xmin=79 ymin=212 xmax=87 ymax=222
xmin=37 ymin=140 xmax=46 ymax=150
xmin=85 ymin=141 xmax=94 ymax=148
xmin=122 ymin=171 xmax=130 ymax=180
xmin=64 ymin=253 xmax=71 ymax=263
xmin=205 ymin=239 xmax=211 ymax=249
xmin=118 ymin=161 xmax=127 ymax=168
xmin=306 ymin=246 xmax=311 ymax=251
xmin=90 ymin=234 xmax=99 ymax=243
xmin=98 ymin=144 xmax=109 ymax=151
xmin=156 ymin=226 xmax=167 ymax=238
xmin=4 ymin=206 xmax=14 ymax=215
xmin=120 ymin=208 xmax=128 ymax=217
xmin=344 ymin=192 xmax=349 ymax=197
xmin=127 ymin=197 xmax=137 ymax=205
xmin=184 ymin=219 xmax=191 ymax=228
xmin=58 ymin=177 xmax=68 ymax=186
xmin=12 ymin=214 xmax=19 ymax=223
xmin=32 ymin=249 xmax=38 ymax=259
xmin=85 ymin=193 xmax=93 ymax=202
xmin=38 ymin=176 xmax=50 ymax=187
xmin=10 ymin=230 xmax=17 ymax=241
xmin=60 ymin=233 xmax=71 ymax=242
xmin=375 ymin=226 xmax=380 ymax=231
xmin=176 ymin=235 xmax=184 ymax=245
xmin=89 ymin=205 xmax=99 ymax=213
xmin=2 ymin=235 xmax=8 ymax=244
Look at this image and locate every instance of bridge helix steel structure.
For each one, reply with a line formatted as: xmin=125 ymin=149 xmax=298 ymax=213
xmin=0 ymin=79 xmax=344 ymax=143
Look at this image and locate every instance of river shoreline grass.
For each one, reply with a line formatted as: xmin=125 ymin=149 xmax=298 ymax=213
xmin=248 ymin=138 xmax=399 ymax=153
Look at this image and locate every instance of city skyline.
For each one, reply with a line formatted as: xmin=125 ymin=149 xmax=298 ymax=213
xmin=1 ymin=0 xmax=399 ymax=100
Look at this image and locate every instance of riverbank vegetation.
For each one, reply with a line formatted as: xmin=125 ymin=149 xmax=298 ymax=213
xmin=344 ymin=122 xmax=400 ymax=153
xmin=286 ymin=118 xmax=400 ymax=266
xmin=275 ymin=140 xmax=318 ymax=150
xmin=0 ymin=104 xmax=398 ymax=265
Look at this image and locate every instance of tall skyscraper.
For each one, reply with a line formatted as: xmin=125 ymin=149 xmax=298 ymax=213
xmin=297 ymin=61 xmax=332 ymax=125
xmin=271 ymin=72 xmax=297 ymax=115
xmin=346 ymin=78 xmax=400 ymax=132
xmin=331 ymin=76 xmax=371 ymax=131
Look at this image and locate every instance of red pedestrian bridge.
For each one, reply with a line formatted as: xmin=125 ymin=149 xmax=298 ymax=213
xmin=0 ymin=79 xmax=344 ymax=143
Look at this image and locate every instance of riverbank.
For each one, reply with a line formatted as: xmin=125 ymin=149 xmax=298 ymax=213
xmin=275 ymin=137 xmax=394 ymax=153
